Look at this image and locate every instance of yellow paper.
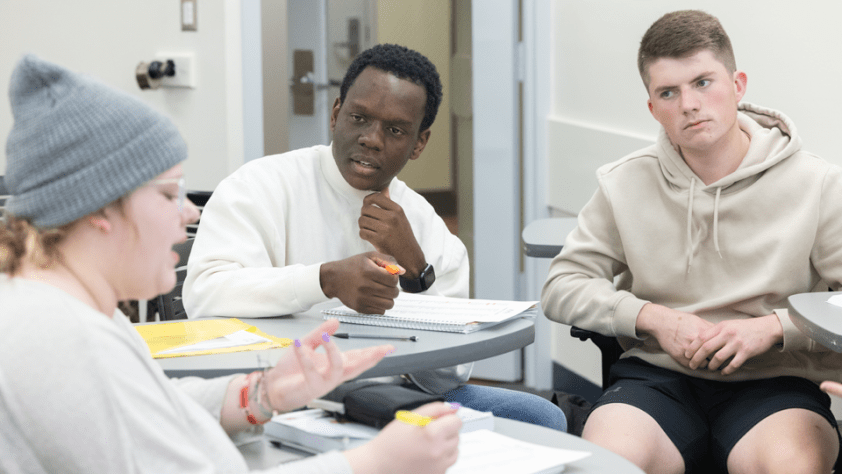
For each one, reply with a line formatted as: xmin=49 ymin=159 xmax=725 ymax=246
xmin=135 ymin=318 xmax=293 ymax=359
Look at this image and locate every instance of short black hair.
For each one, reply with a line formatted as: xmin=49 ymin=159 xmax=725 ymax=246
xmin=339 ymin=44 xmax=442 ymax=132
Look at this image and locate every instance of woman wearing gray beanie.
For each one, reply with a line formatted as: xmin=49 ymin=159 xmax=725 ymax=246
xmin=0 ymin=55 xmax=460 ymax=474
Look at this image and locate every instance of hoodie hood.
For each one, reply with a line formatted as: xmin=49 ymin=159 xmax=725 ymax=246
xmin=655 ymin=102 xmax=802 ymax=271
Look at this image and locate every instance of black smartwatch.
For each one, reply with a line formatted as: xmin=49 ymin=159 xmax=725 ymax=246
xmin=399 ymin=263 xmax=436 ymax=293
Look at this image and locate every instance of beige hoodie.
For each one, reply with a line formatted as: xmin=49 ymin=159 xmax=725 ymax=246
xmin=541 ymin=102 xmax=842 ymax=383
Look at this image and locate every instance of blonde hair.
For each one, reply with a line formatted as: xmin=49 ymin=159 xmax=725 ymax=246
xmin=0 ymin=215 xmax=68 ymax=276
xmin=1 ymin=196 xmax=131 ymax=276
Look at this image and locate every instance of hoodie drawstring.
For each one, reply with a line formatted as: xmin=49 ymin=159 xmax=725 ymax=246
xmin=713 ymin=187 xmax=722 ymax=258
xmin=686 ymin=178 xmax=695 ymax=272
xmin=686 ymin=179 xmax=724 ymax=273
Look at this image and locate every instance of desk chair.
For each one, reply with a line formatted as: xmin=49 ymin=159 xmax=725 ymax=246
xmin=186 ymin=190 xmax=212 ymax=238
xmin=569 ymin=327 xmax=622 ymax=391
xmin=145 ymin=190 xmax=212 ymax=321
xmin=154 ymin=238 xmax=193 ymax=320
xmin=521 ymin=218 xmax=617 ymax=389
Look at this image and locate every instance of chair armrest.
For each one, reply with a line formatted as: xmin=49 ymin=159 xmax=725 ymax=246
xmin=570 ymin=326 xmax=599 ymax=341
xmin=569 ymin=326 xmax=625 ymax=390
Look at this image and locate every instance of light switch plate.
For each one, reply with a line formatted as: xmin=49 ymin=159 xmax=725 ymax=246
xmin=154 ymin=53 xmax=196 ymax=88
xmin=181 ymin=0 xmax=197 ymax=31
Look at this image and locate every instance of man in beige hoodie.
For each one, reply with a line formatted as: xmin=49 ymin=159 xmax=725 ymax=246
xmin=542 ymin=10 xmax=842 ymax=474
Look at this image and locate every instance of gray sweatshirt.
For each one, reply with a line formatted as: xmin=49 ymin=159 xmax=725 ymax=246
xmin=0 ymin=276 xmax=352 ymax=473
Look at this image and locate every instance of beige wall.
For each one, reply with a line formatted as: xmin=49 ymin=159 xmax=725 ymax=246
xmin=377 ymin=0 xmax=452 ymax=192
xmin=0 ymin=0 xmax=245 ymax=191
xmin=548 ymin=0 xmax=842 ymax=215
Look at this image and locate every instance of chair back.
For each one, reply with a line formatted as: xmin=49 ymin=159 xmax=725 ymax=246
xmin=155 ymin=238 xmax=194 ymax=320
xmin=186 ymin=190 xmax=213 ymax=238
xmin=147 ymin=189 xmax=211 ymax=321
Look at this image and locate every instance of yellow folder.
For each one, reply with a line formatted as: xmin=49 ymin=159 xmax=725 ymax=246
xmin=135 ymin=318 xmax=293 ymax=359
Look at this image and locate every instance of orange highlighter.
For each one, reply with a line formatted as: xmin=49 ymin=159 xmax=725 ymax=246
xmin=383 ymin=264 xmax=401 ymax=275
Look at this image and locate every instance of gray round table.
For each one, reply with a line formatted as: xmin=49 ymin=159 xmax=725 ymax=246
xmin=521 ymin=216 xmax=578 ymax=258
xmin=787 ymin=291 xmax=842 ymax=352
xmin=240 ymin=417 xmax=644 ymax=473
xmin=151 ymin=301 xmax=535 ymax=379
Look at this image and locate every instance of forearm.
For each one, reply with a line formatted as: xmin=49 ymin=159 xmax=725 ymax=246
xmin=395 ymin=243 xmax=426 ymax=279
xmin=183 ymin=175 xmax=330 ymax=317
xmin=774 ymin=307 xmax=826 ymax=352
xmin=220 ymin=373 xmax=275 ymax=436
xmin=635 ymin=302 xmax=671 ymax=339
xmin=184 ymin=261 xmax=327 ymax=317
xmin=542 ymin=266 xmax=647 ymax=338
xmin=540 ymin=187 xmax=649 ymax=336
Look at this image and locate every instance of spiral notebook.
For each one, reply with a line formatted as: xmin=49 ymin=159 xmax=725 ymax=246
xmin=321 ymin=294 xmax=538 ymax=333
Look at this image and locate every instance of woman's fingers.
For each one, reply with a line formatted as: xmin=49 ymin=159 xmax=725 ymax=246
xmin=292 ymin=339 xmax=323 ymax=389
xmin=300 ymin=319 xmax=341 ymax=349
xmin=341 ymin=345 xmax=394 ymax=380
xmin=320 ymin=336 xmax=344 ymax=384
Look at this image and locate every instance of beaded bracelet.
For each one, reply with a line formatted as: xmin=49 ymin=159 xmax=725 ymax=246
xmin=239 ymin=372 xmax=267 ymax=425
xmin=251 ymin=370 xmax=276 ymax=419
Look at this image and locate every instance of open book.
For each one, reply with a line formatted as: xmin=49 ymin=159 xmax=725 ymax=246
xmin=321 ymin=293 xmax=537 ymax=334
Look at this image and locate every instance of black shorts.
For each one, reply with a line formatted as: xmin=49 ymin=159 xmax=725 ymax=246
xmin=589 ymin=357 xmax=839 ymax=473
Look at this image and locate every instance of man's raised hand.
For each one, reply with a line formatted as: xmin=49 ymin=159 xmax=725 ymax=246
xmin=319 ymin=251 xmax=403 ymax=314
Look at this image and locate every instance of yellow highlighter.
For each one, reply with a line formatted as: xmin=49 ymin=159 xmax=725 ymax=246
xmin=395 ymin=410 xmax=433 ymax=427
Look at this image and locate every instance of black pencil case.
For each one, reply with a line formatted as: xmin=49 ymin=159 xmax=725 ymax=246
xmin=342 ymin=384 xmax=444 ymax=428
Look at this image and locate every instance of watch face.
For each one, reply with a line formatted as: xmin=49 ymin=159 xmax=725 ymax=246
xmin=420 ymin=264 xmax=435 ymax=290
xmin=400 ymin=264 xmax=435 ymax=293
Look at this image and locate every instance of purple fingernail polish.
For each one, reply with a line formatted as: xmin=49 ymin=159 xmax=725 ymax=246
xmin=294 ymin=339 xmax=301 ymax=347
xmin=322 ymin=333 xmax=330 ymax=343
xmin=449 ymin=402 xmax=462 ymax=409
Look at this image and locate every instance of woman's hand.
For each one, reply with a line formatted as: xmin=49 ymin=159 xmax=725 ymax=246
xmin=262 ymin=319 xmax=393 ymax=413
xmin=343 ymin=402 xmax=462 ymax=474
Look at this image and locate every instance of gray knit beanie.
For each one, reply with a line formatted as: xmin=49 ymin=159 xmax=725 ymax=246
xmin=4 ymin=54 xmax=187 ymax=228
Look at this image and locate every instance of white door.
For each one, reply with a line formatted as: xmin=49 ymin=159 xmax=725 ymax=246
xmin=287 ymin=0 xmax=376 ymax=150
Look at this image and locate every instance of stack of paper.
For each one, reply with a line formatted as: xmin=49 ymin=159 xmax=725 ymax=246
xmin=265 ymin=407 xmax=495 ymax=454
xmin=265 ymin=409 xmax=377 ymax=453
xmin=134 ymin=318 xmax=292 ymax=358
xmin=447 ymin=430 xmax=591 ymax=474
xmin=322 ymin=293 xmax=538 ymax=333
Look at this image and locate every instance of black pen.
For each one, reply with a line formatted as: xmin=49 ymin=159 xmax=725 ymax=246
xmin=333 ymin=333 xmax=418 ymax=342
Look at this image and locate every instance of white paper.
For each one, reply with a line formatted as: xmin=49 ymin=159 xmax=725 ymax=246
xmin=328 ymin=293 xmax=538 ymax=324
xmin=828 ymin=295 xmax=842 ymax=308
xmin=455 ymin=407 xmax=494 ymax=432
xmin=271 ymin=409 xmax=379 ymax=440
xmin=157 ymin=329 xmax=271 ymax=354
xmin=446 ymin=430 xmax=590 ymax=474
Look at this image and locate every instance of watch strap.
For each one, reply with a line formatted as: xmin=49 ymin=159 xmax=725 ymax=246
xmin=399 ymin=263 xmax=435 ymax=293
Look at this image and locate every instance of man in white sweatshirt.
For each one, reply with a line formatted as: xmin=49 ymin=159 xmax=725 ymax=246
xmin=541 ymin=10 xmax=842 ymax=473
xmin=184 ymin=44 xmax=566 ymax=431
